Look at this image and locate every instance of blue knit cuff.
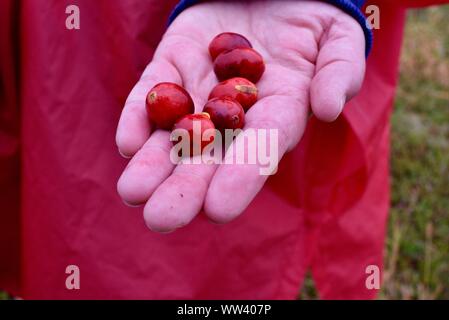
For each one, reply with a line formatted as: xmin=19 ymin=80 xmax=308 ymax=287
xmin=322 ymin=0 xmax=372 ymax=56
xmin=169 ymin=0 xmax=373 ymax=56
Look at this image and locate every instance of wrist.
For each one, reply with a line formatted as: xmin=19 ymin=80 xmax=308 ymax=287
xmin=321 ymin=0 xmax=372 ymax=56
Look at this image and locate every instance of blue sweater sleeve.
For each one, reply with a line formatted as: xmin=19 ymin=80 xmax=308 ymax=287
xmin=168 ymin=0 xmax=373 ymax=56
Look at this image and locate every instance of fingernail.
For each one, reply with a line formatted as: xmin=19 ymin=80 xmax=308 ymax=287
xmin=118 ymin=149 xmax=132 ymax=159
xmin=207 ymin=217 xmax=226 ymax=226
xmin=145 ymin=223 xmax=176 ymax=234
xmin=158 ymin=229 xmax=175 ymax=235
xmin=122 ymin=199 xmax=143 ymax=208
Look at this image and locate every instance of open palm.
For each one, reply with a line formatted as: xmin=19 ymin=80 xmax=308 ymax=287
xmin=116 ymin=0 xmax=366 ymax=232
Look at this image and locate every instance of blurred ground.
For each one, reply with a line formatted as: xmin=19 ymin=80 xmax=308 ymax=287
xmin=1 ymin=6 xmax=448 ymax=301
xmin=0 ymin=291 xmax=8 ymax=300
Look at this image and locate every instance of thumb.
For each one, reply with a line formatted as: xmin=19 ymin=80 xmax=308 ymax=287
xmin=310 ymin=16 xmax=366 ymax=122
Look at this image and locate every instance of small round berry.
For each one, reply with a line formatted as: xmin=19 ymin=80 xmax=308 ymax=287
xmin=203 ymin=97 xmax=245 ymax=131
xmin=209 ymin=32 xmax=252 ymax=61
xmin=172 ymin=113 xmax=216 ymax=157
xmin=209 ymin=77 xmax=258 ymax=111
xmin=146 ymin=82 xmax=194 ymax=130
xmin=213 ymin=48 xmax=265 ymax=83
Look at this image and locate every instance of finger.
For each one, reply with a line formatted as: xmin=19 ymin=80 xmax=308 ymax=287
xmin=310 ymin=16 xmax=366 ymax=122
xmin=117 ymin=130 xmax=175 ymax=206
xmin=116 ymin=59 xmax=182 ymax=157
xmin=143 ymin=160 xmax=217 ymax=233
xmin=204 ymin=94 xmax=309 ymax=223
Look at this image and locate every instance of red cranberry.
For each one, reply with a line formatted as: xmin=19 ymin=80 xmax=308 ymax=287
xmin=172 ymin=113 xmax=215 ymax=156
xmin=146 ymin=82 xmax=194 ymax=130
xmin=208 ymin=77 xmax=258 ymax=112
xmin=203 ymin=97 xmax=245 ymax=131
xmin=213 ymin=48 xmax=265 ymax=83
xmin=209 ymin=32 xmax=252 ymax=61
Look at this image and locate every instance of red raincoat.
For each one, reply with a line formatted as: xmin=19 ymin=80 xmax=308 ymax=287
xmin=0 ymin=0 xmax=447 ymax=299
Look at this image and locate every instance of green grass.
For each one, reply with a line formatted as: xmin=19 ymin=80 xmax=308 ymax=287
xmin=380 ymin=6 xmax=449 ymax=300
xmin=0 ymin=291 xmax=10 ymax=300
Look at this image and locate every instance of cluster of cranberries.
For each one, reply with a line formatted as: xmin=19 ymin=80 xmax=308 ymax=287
xmin=146 ymin=32 xmax=265 ymax=156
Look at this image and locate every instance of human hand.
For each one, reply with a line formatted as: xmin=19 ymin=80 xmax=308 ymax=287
xmin=116 ymin=0 xmax=366 ymax=232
